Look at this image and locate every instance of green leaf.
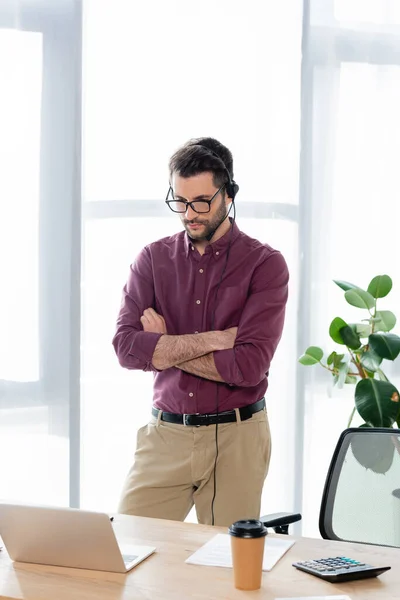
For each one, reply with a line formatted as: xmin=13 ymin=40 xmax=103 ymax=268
xmin=360 ymin=350 xmax=382 ymax=373
xmin=351 ymin=430 xmax=395 ymax=474
xmin=369 ymin=333 xmax=400 ymax=361
xmin=345 ymin=288 xmax=375 ymax=310
xmin=327 ymin=351 xmax=335 ymax=366
xmin=333 ymin=353 xmax=345 ymax=367
xmin=327 ymin=351 xmax=345 ymax=367
xmin=374 ymin=311 xmax=397 ymax=333
xmin=355 ymin=378 xmax=400 ymax=427
xmin=299 ymin=346 xmax=324 ymax=365
xmin=340 ymin=325 xmax=361 ymax=350
xmin=364 ymin=369 xmax=376 ymax=379
xmin=377 ymin=368 xmax=389 ymax=382
xmin=345 ymin=375 xmax=358 ymax=384
xmin=333 ymin=280 xmax=359 ymax=292
xmin=352 ymin=323 xmax=372 ymax=338
xmin=329 ymin=317 xmax=348 ymax=345
xmin=367 ymin=275 xmax=392 ymax=299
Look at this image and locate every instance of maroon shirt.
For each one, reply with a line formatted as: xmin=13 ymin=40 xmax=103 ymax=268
xmin=112 ymin=221 xmax=289 ymax=414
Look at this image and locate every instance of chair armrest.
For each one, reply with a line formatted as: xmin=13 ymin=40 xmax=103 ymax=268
xmin=260 ymin=512 xmax=302 ymax=534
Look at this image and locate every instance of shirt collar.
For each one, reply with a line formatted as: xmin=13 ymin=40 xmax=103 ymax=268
xmin=184 ymin=218 xmax=240 ymax=258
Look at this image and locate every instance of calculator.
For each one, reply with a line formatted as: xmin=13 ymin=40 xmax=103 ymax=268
xmin=292 ymin=556 xmax=391 ymax=583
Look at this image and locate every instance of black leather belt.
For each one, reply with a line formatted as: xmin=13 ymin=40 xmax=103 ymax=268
xmin=151 ymin=398 xmax=265 ymax=427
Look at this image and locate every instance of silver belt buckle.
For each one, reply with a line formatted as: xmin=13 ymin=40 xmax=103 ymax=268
xmin=183 ymin=413 xmax=201 ymax=426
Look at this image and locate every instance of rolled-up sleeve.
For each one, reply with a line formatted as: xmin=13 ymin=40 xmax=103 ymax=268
xmin=112 ymin=247 xmax=162 ymax=371
xmin=213 ymin=251 xmax=289 ymax=387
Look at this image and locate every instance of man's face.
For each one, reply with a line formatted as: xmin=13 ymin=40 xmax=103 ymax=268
xmin=171 ymin=172 xmax=229 ymax=241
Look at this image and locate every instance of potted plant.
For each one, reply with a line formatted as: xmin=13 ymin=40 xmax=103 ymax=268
xmin=299 ymin=274 xmax=400 ymax=473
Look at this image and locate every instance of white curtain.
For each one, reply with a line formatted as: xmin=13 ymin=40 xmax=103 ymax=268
xmin=0 ymin=0 xmax=81 ymax=506
xmin=2 ymin=0 xmax=399 ymax=538
xmin=302 ymin=0 xmax=400 ymax=535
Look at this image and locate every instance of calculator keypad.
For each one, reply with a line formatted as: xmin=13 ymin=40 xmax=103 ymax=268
xmin=298 ymin=557 xmax=369 ymax=572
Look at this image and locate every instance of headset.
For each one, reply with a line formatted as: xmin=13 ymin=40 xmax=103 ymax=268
xmin=188 ymin=142 xmax=239 ymax=526
xmin=203 ymin=150 xmax=239 ymax=202
xmin=189 ymin=144 xmax=239 ymax=206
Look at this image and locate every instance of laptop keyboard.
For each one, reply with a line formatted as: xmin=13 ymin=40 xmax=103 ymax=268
xmin=122 ymin=554 xmax=139 ymax=567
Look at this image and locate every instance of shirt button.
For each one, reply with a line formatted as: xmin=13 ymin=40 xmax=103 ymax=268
xmin=189 ymin=392 xmax=194 ymax=397
xmin=199 ymin=268 xmax=204 ymax=273
xmin=196 ymin=300 xmax=201 ymax=304
xmin=191 ymin=246 xmax=194 ymax=251
xmin=216 ymin=251 xmax=220 ymax=256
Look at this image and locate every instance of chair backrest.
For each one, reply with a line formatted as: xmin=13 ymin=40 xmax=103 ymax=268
xmin=319 ymin=427 xmax=400 ymax=548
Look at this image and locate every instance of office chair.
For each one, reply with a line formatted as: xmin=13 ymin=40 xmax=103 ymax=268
xmin=261 ymin=427 xmax=400 ymax=548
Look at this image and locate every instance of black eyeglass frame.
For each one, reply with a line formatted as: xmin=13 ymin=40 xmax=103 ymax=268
xmin=165 ymin=184 xmax=225 ymax=214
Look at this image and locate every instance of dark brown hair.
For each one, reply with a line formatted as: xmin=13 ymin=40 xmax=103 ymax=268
xmin=168 ymin=137 xmax=234 ymax=189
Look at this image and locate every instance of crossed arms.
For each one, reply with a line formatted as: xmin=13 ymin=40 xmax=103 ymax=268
xmin=140 ymin=307 xmax=237 ymax=382
xmin=112 ymin=246 xmax=289 ymax=387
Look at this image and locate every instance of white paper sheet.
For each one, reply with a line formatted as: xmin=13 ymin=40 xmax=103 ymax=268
xmin=185 ymin=533 xmax=295 ymax=571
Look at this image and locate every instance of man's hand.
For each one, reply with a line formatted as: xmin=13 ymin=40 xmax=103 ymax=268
xmin=140 ymin=308 xmax=167 ymax=334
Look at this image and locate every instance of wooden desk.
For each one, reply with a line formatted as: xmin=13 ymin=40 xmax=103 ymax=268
xmin=0 ymin=514 xmax=399 ymax=599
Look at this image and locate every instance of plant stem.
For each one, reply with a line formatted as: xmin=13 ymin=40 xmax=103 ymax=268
xmin=319 ymin=362 xmax=358 ymax=377
xmin=347 ymin=406 xmax=356 ymax=428
xmin=349 ymin=350 xmax=367 ymax=378
xmin=371 ymin=299 xmax=377 ymax=335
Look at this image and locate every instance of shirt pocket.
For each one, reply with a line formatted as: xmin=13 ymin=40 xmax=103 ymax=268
xmin=212 ymin=285 xmax=248 ymax=330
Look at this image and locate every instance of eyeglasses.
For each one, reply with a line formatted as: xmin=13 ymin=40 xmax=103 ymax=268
xmin=165 ymin=185 xmax=225 ymax=214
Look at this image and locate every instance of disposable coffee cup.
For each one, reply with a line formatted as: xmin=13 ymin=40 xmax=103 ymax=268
xmin=228 ymin=519 xmax=268 ymax=590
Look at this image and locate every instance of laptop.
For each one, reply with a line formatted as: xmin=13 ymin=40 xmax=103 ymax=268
xmin=0 ymin=503 xmax=156 ymax=573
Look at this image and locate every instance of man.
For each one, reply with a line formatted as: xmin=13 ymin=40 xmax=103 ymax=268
xmin=112 ymin=137 xmax=289 ymax=527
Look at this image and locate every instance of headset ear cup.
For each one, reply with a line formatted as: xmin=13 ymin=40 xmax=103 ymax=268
xmin=231 ymin=181 xmax=239 ymax=200
xmin=226 ymin=181 xmax=239 ymax=200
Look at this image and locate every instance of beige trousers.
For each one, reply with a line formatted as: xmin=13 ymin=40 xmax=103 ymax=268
xmin=118 ymin=408 xmax=271 ymax=527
